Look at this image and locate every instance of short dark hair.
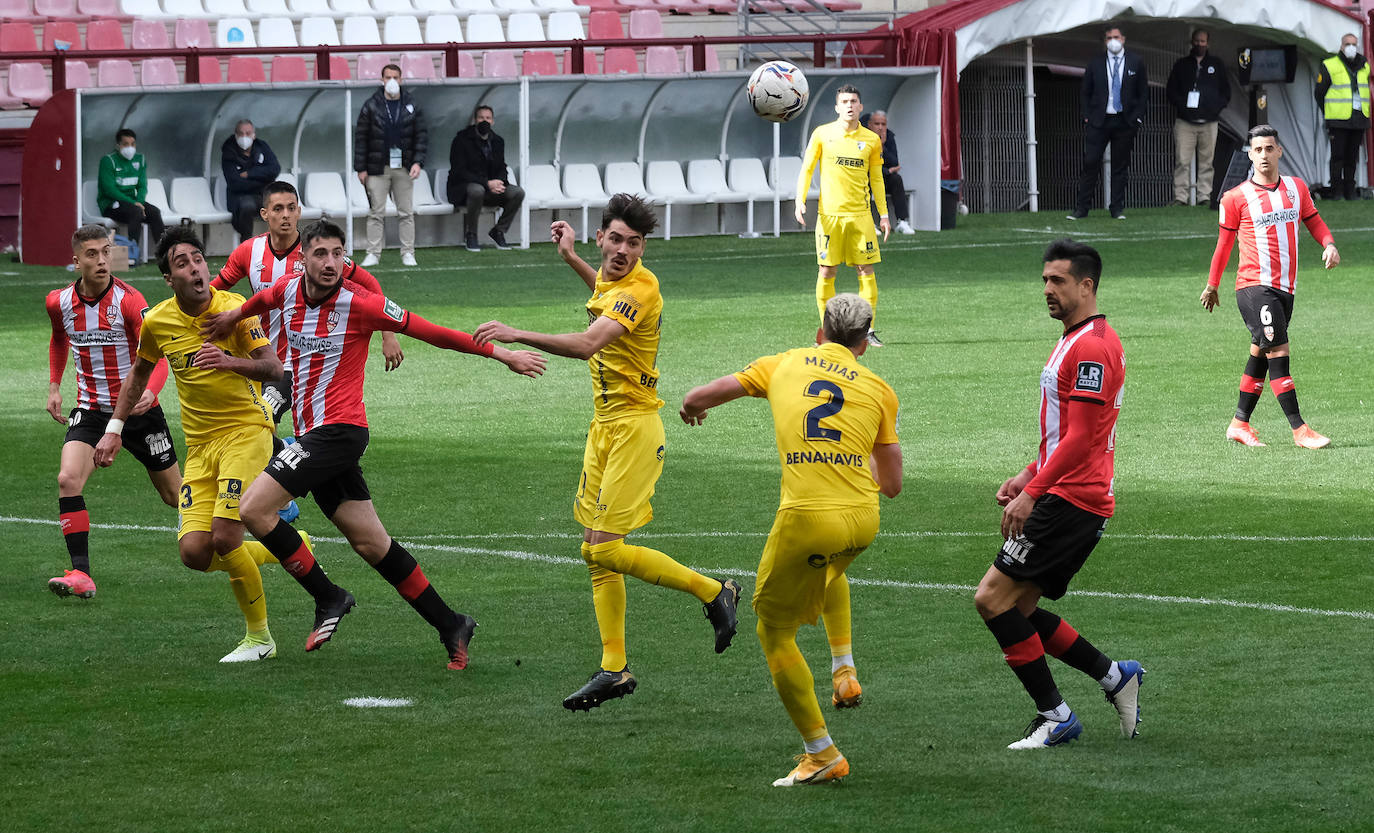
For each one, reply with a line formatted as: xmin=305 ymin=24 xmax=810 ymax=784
xmin=301 ymin=219 xmax=346 ymax=249
xmin=115 ymin=128 xmax=136 ymax=142
xmin=261 ymin=180 xmax=299 ymax=202
xmin=473 ymin=104 xmax=493 ymax=122
xmin=1247 ymin=123 xmax=1280 ymax=144
xmin=601 ymin=193 xmax=657 ymax=237
xmin=71 ymin=224 xmax=110 ymax=250
xmin=156 ymin=226 xmax=204 ymax=276
xmin=1191 ymin=28 xmax=1209 ymax=41
xmin=382 ymin=63 xmax=401 ymax=77
xmin=1104 ymin=23 xmax=1123 ymax=36
xmin=1043 ymin=238 xmax=1102 ymax=294
xmin=835 ymin=84 xmax=861 ymax=101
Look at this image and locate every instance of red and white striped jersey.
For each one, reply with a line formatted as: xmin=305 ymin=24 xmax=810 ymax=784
xmin=46 ymin=277 xmax=155 ymax=412
xmin=244 ymin=275 xmax=409 ymax=435
xmin=1026 ymin=315 xmax=1124 ymax=518
xmin=1219 ymin=176 xmax=1320 ymax=294
xmin=212 ymin=233 xmax=303 ymax=364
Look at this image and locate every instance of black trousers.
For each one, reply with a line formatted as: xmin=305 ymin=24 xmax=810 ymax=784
xmin=102 ymin=201 xmax=165 ymax=251
xmin=462 ymin=183 xmax=525 ymax=236
xmin=1076 ymin=114 xmax=1139 ymax=215
xmin=228 ymin=192 xmax=262 ymax=240
xmin=878 ymin=170 xmax=908 ymax=223
xmin=1328 ymin=127 xmax=1364 ymax=199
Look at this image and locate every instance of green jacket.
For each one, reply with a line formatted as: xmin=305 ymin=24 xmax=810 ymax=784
xmin=96 ymin=150 xmax=148 ymax=214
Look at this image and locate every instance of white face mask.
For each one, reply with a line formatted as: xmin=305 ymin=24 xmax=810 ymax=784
xmin=384 ymin=79 xmax=400 ymax=96
xmin=1106 ymin=38 xmax=1124 ymax=55
xmin=118 ymin=145 xmax=136 ymax=160
xmin=236 ymin=135 xmax=253 ymax=151
xmin=1343 ymin=44 xmax=1358 ymax=60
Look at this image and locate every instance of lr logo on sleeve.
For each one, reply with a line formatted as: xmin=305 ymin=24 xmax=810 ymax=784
xmin=1075 ymin=361 xmax=1104 ymax=393
xmin=383 ymin=298 xmax=406 ymax=323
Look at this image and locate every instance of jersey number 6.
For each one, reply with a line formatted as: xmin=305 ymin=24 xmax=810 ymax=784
xmin=803 ymin=379 xmax=844 ymax=443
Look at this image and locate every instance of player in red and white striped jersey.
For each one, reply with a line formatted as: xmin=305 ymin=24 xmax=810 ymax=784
xmin=203 ymin=219 xmax=545 ymax=668
xmin=43 ymin=225 xmax=180 ymax=599
xmin=1201 ymin=125 xmax=1340 ymax=449
xmin=974 ymin=240 xmax=1144 ymax=750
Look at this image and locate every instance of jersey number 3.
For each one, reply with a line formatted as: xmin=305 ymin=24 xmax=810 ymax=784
xmin=803 ymin=380 xmax=844 ymax=442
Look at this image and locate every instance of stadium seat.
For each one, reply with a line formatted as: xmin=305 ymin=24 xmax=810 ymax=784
xmin=271 ymin=55 xmax=308 ymax=80
xmin=446 ymin=49 xmax=477 ymax=76
xmin=81 ymin=181 xmax=115 ymax=227
xmin=216 ymin=18 xmax=256 ymax=49
xmin=372 ymin=0 xmax=412 ymax=12
xmin=288 ymin=0 xmax=329 ymax=12
xmin=348 ymin=175 xmax=396 ymax=214
xmin=643 ymin=44 xmax=677 ymax=73
xmin=601 ymin=47 xmax=636 ymax=74
xmin=162 ymin=0 xmax=208 ymax=16
xmin=399 ymin=51 xmax=433 ymax=77
xmin=330 ymin=0 xmax=372 ymax=14
xmin=431 ymin=167 xmax=451 ymax=206
xmin=64 ymin=59 xmax=93 ymax=88
xmin=258 ymin=17 xmax=298 ymax=47
xmin=85 ymin=19 xmax=126 ymax=50
xmin=342 ymin=16 xmax=381 ymax=44
xmin=644 ymin=159 xmax=706 ymax=238
xmin=423 ymin=13 xmax=460 ymax=42
xmin=226 ymin=56 xmax=267 ymax=82
xmin=383 ymin=15 xmax=422 ymax=44
xmin=355 ymin=52 xmax=394 ymax=77
xmin=95 ymin=58 xmax=135 ymax=86
xmin=171 ymin=178 xmax=232 ymax=226
xmin=316 ymin=53 xmax=350 ymax=78
xmin=140 ymin=57 xmax=179 ymax=85
xmin=78 ymin=0 xmax=122 ymax=16
xmin=521 ymin=49 xmax=556 ymax=75
xmin=144 ymin=179 xmax=185 ymax=226
xmin=413 ymin=0 xmax=452 ymax=10
xmin=0 ymin=0 xmax=40 ymax=20
xmin=627 ymin=9 xmax=661 ymax=38
xmin=304 ymin=171 xmax=348 ymax=215
xmin=587 ymin=10 xmax=622 ymax=40
xmin=533 ymin=0 xmax=577 ymax=8
xmin=545 ymin=10 xmax=583 ymax=40
xmin=770 ymin=155 xmax=818 ymax=200
xmin=683 ymin=43 xmax=719 ymax=72
xmin=454 ymin=0 xmax=496 ymax=14
xmin=727 ymin=157 xmax=774 ymax=234
xmin=120 ymin=0 xmax=165 ymax=15
xmin=505 ymin=11 xmax=542 ymax=41
xmin=562 ymin=47 xmax=596 ymax=74
xmin=411 ymin=170 xmax=451 ymax=215
xmin=196 ymin=56 xmax=222 ymax=83
xmin=273 ymin=172 xmax=324 ymax=219
xmin=604 ymin=161 xmax=649 ymax=200
xmin=492 ymin=0 xmax=533 ymax=10
xmin=33 ymin=0 xmax=78 ymax=18
xmin=480 ymin=49 xmax=515 ymax=77
xmin=43 ymin=21 xmax=81 ymax=52
xmin=464 ymin=13 xmax=501 ymax=43
xmin=175 ymin=18 xmax=212 ymax=49
xmin=299 ymin=17 xmax=340 ymax=45
xmin=686 ymin=158 xmax=733 ymax=201
xmin=8 ymin=61 xmax=50 ymax=105
xmin=206 ymin=0 xmax=251 ymax=15
xmin=522 ymin=163 xmax=582 ymax=231
xmin=0 ymin=22 xmax=39 ymax=53
xmin=562 ymin=162 xmax=609 ymax=239
xmin=247 ymin=0 xmax=290 ymax=14
xmin=131 ymin=19 xmax=170 ymax=50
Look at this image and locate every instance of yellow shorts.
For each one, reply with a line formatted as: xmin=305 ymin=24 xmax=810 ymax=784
xmin=574 ymin=411 xmax=665 ymax=535
xmin=816 ymin=214 xmax=880 ymax=267
xmin=177 ymin=424 xmax=273 ymax=539
xmin=752 ymin=505 xmax=880 ymax=628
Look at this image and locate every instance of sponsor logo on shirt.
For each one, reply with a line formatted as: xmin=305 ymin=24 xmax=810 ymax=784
xmin=1254 ymin=206 xmax=1299 ymax=229
xmin=326 ymin=311 xmax=340 ymax=332
xmin=286 ymin=328 xmax=340 ymax=355
xmin=105 ymin=305 xmax=118 ymax=326
xmin=382 ymin=298 xmax=405 ymax=323
xmin=835 ymin=156 xmax=865 ymax=168
xmin=1075 ymin=361 xmax=1104 ymax=393
xmin=68 ymin=330 xmax=126 ymax=347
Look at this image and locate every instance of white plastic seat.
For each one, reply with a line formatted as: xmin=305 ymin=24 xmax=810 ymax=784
xmin=331 ymin=0 xmax=373 ymax=14
xmin=216 ymin=17 xmax=257 ymax=48
xmin=464 ymin=12 xmax=502 ymax=42
xmin=349 ymin=176 xmax=397 ymax=215
xmin=247 ymin=0 xmax=289 ymax=14
xmin=505 ymin=11 xmax=542 ymax=41
xmin=372 ymin=0 xmax=412 ymax=11
xmin=270 ymin=172 xmax=324 ymax=219
xmin=604 ymin=162 xmax=648 ymax=199
xmin=728 ymin=157 xmax=775 ymax=235
xmin=493 ymin=0 xmax=534 ymax=11
xmin=288 ymin=0 xmax=330 ymax=12
xmin=144 ymin=179 xmax=185 ymax=225
xmin=533 ymin=0 xmax=576 ymax=9
xmin=82 ymin=181 xmax=116 ymax=228
xmin=454 ymin=0 xmax=495 ymax=13
xmin=171 ymin=177 xmax=233 ymax=224
xmin=544 ymin=10 xmax=582 ymax=40
xmin=383 ymin=15 xmax=422 ymax=44
xmin=163 ymin=0 xmax=208 ymax=17
xmin=433 ymin=168 xmax=451 ymax=205
xmin=413 ymin=0 xmax=453 ymax=10
xmin=122 ymin=0 xmax=169 ymax=17
xmin=424 ymin=13 xmax=461 ymax=43
xmin=258 ymin=17 xmax=298 ymax=47
xmin=686 ymin=159 xmax=735 ymax=201
xmin=771 ymin=155 xmax=819 ymax=200
xmin=304 ymin=171 xmax=349 ymax=215
xmin=206 ymin=0 xmax=250 ymax=14
xmin=299 ymin=16 xmax=340 ymax=45
xmin=645 ymin=160 xmax=706 ymax=240
xmin=411 ymin=170 xmax=452 ymax=215
xmin=561 ymin=163 xmax=609 ymax=241
xmin=342 ymin=16 xmax=381 ymax=44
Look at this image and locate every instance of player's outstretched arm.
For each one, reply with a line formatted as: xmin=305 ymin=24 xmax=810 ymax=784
xmin=871 ymin=442 xmax=903 ymax=498
xmin=93 ymin=357 xmax=156 ymax=467
xmin=552 ymin=221 xmax=598 ymax=290
xmin=192 ymin=342 xmax=283 ymax=382
xmin=680 ymin=375 xmax=748 ymax=426
xmin=474 ymin=315 xmax=626 ymax=361
xmin=404 ymin=313 xmax=547 ymax=377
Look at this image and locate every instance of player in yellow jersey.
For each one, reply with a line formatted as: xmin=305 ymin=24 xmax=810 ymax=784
xmin=474 ymin=194 xmax=742 ymax=710
xmin=681 ymin=294 xmax=903 ymax=787
xmin=796 ymin=85 xmax=890 ymax=346
xmin=95 ymin=227 xmax=301 ymax=663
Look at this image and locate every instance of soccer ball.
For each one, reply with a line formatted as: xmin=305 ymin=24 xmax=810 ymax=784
xmin=747 ymin=61 xmax=809 ymax=123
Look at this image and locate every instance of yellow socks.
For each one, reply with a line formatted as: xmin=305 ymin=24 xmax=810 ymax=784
xmin=242 ymin=540 xmax=278 ymax=566
xmin=586 ymin=539 xmax=720 ymax=603
xmin=757 ymin=620 xmax=828 ymax=744
xmin=210 ymin=545 xmax=268 ymax=633
xmin=815 ymin=273 xmax=836 ymax=321
xmin=583 ymin=542 xmax=628 ymax=671
xmin=822 ymin=573 xmax=853 ymax=667
xmin=858 ymin=272 xmax=878 ymax=327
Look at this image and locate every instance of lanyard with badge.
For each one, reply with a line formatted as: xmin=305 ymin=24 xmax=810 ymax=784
xmin=386 ymin=99 xmax=402 ymax=168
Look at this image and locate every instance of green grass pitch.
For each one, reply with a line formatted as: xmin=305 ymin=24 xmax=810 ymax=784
xmin=2 ymin=206 xmax=1371 ymax=832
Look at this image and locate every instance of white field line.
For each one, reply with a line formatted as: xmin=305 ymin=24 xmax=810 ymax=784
xmin=5 ymin=515 xmax=1370 ymax=622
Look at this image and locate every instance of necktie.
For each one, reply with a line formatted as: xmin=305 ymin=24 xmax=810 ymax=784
xmin=1111 ymin=56 xmax=1123 ymax=112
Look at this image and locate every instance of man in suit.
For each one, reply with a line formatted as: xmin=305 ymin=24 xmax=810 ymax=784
xmin=447 ymin=104 xmax=525 ymax=253
xmin=1070 ymin=25 xmax=1149 ymax=220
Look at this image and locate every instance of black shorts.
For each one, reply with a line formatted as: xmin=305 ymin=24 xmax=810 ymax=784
xmin=1237 ymin=285 xmax=1294 ymax=348
xmin=65 ymin=406 xmax=178 ymax=472
xmin=261 ymin=370 xmax=293 ymax=426
xmin=993 ymin=494 xmax=1108 ymax=600
xmin=264 ymin=423 xmax=371 ymax=519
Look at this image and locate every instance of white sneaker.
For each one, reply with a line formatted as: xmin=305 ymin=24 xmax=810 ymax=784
xmin=401 ymin=252 xmax=417 ymax=267
xmin=1103 ymin=660 xmax=1146 ymax=738
xmin=895 ymin=219 xmax=915 ymax=235
xmin=220 ymin=632 xmax=277 ymax=663
xmin=1006 ymin=712 xmax=1082 ymax=749
xmin=360 ymin=253 xmax=380 ymax=268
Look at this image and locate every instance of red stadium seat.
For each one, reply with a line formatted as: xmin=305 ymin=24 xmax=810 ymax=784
xmin=0 ymin=0 xmax=41 ymax=23
xmin=175 ymin=18 xmax=212 ymax=49
xmin=64 ymin=58 xmax=92 ymax=88
xmin=34 ymin=0 xmax=79 ymax=18
xmin=643 ymin=44 xmax=677 ymax=73
xmin=196 ymin=56 xmax=222 ymax=83
xmin=355 ymin=52 xmax=394 ymax=78
xmin=270 ymin=55 xmax=308 ymax=81
xmin=0 ymin=22 xmax=38 ymax=53
xmin=131 ymin=19 xmax=170 ymax=50
xmin=627 ymin=9 xmax=661 ymax=38
xmin=587 ymin=9 xmax=623 ymax=40
xmin=315 ymin=54 xmax=350 ymax=79
xmin=480 ymin=49 xmax=516 ymax=77
xmin=683 ymin=42 xmax=718 ymax=71
xmin=601 ymin=46 xmax=636 ymax=73
xmin=563 ymin=47 xmax=598 ymax=74
xmin=226 ymin=56 xmax=266 ymax=82
xmin=521 ymin=49 xmax=557 ymax=76
xmin=399 ymin=51 xmax=435 ymax=78
xmin=440 ymin=49 xmax=477 ymax=77
xmin=42 ymin=21 xmax=82 ymax=51
xmin=77 ymin=0 xmax=123 ymax=16
xmin=140 ymin=57 xmax=179 ymax=85
xmin=85 ymin=18 xmax=126 ymax=50
xmin=8 ymin=60 xmax=50 ymax=105
xmin=95 ymin=57 xmax=135 ymax=86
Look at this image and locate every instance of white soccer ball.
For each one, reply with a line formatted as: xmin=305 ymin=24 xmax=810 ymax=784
xmin=747 ymin=61 xmax=809 ymax=123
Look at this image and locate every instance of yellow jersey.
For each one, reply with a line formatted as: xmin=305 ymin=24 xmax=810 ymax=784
xmin=138 ymin=288 xmax=273 ymax=446
xmin=735 ymin=342 xmax=899 ymax=511
xmin=586 ymin=259 xmax=664 ymax=419
xmin=797 ymin=120 xmax=887 ymax=217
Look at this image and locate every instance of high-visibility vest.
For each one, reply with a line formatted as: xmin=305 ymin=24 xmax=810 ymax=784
xmin=1321 ymin=56 xmax=1371 ymax=121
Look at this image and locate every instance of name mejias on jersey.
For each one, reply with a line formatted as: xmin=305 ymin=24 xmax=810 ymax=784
xmin=46 ymin=277 xmax=150 ymax=412
xmin=1220 ymin=175 xmax=1318 ymax=294
xmin=214 ymin=233 xmax=305 ymax=366
xmin=1037 ymin=315 xmax=1124 ymax=517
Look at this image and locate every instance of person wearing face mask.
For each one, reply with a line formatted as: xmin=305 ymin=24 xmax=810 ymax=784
xmin=1314 ymin=33 xmax=1369 ymax=200
xmin=1166 ymin=29 xmax=1230 ymax=207
xmin=354 ymin=64 xmax=428 ymax=267
xmin=447 ymin=104 xmax=525 ymax=253
xmin=1069 ymin=25 xmax=1148 ymax=221
xmin=97 ymin=128 xmax=165 ymax=256
xmin=220 ymin=119 xmax=281 ymax=242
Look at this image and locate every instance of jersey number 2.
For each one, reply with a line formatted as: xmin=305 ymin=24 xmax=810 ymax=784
xmin=803 ymin=380 xmax=844 ymax=442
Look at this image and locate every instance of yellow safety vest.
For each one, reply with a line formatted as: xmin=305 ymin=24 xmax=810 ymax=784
xmin=1321 ymin=56 xmax=1371 ymax=121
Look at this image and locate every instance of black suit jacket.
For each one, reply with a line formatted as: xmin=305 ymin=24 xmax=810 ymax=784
xmin=1081 ymin=51 xmax=1148 ymax=128
xmin=447 ymin=125 xmax=510 ymax=204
